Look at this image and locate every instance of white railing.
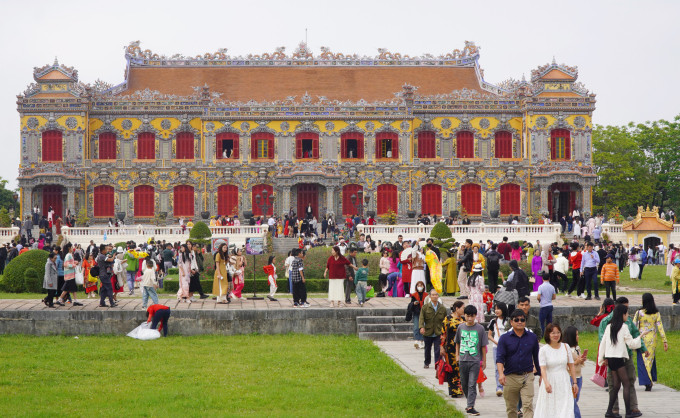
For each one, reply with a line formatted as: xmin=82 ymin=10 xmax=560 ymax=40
xmin=0 ymin=227 xmax=19 ymax=238
xmin=358 ymin=223 xmax=562 ymax=243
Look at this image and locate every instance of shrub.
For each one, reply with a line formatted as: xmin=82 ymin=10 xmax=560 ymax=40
xmin=441 ymin=242 xmax=454 ymax=250
xmin=0 ymin=249 xmax=49 ymax=293
xmin=430 ymin=221 xmax=452 ymax=239
xmin=189 ymin=221 xmax=212 ymax=247
xmin=433 ymin=240 xmax=444 ymax=246
xmin=23 ymin=267 xmax=42 ymax=293
xmin=113 ymin=242 xmax=128 ymax=250
xmin=379 ymin=208 xmax=398 ymax=225
xmin=161 ymin=278 xmax=383 ymax=294
xmin=168 ymin=268 xmax=179 ymax=275
xmin=499 ymin=261 xmax=532 ymax=279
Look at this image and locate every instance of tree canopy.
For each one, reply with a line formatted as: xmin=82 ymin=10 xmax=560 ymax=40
xmin=592 ymin=115 xmax=680 ymax=217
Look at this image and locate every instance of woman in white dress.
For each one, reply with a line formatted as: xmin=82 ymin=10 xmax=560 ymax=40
xmin=628 ymin=248 xmax=640 ymax=280
xmin=572 ymin=220 xmax=581 ymax=239
xmin=409 ymin=246 xmax=426 ymax=294
xmin=535 ymin=323 xmax=579 ymax=418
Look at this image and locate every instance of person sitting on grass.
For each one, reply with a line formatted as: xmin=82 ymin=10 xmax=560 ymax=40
xmin=147 ymin=304 xmax=171 ymax=337
xmin=140 ymin=259 xmax=159 ymax=309
xmin=355 ymin=259 xmax=369 ymax=307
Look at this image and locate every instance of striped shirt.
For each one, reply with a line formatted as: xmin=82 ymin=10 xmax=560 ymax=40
xmin=600 ymin=262 xmax=619 ymax=282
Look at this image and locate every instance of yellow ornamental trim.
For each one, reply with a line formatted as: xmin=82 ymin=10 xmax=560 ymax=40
xmin=566 ymin=115 xmax=592 ymax=129
xmin=118 ymin=179 xmax=130 ymax=191
xmin=151 ymin=118 xmax=181 ymax=139
xmin=56 ymin=115 xmax=85 ymax=131
xmin=112 ymin=118 xmax=142 ymax=139
xmin=189 ymin=118 xmax=202 ymax=131
xmin=527 ymin=115 xmax=557 ymax=130
xmin=470 ymin=117 xmax=499 ymax=138
xmin=21 ymin=115 xmax=48 ymax=131
xmin=89 ymin=118 xmax=104 ymax=132
xmin=158 ymin=179 xmax=170 ymax=190
xmin=432 ymin=117 xmax=461 ymax=139
xmin=509 ymin=117 xmax=523 ymax=131
xmin=356 ymin=120 xmax=383 ymax=132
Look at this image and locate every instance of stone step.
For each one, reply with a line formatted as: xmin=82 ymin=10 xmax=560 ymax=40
xmin=358 ymin=331 xmax=413 ymax=341
xmin=356 ymin=315 xmax=404 ymax=324
xmin=358 ymin=324 xmax=412 ymax=333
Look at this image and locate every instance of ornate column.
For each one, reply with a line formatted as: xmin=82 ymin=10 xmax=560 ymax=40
xmin=583 ymin=186 xmax=592 ymax=215
xmin=67 ymin=187 xmax=76 ymax=214
xmin=326 ymin=186 xmax=335 ymax=217
xmin=22 ymin=186 xmax=33 ymax=218
xmin=539 ymin=185 xmax=549 ymax=215
xmin=282 ymin=186 xmax=291 ymax=215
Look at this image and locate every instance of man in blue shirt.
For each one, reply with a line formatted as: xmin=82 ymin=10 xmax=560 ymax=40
xmin=638 ymin=246 xmax=647 ymax=280
xmin=580 ymin=241 xmax=600 ymax=300
xmin=496 ymin=309 xmax=540 ymax=418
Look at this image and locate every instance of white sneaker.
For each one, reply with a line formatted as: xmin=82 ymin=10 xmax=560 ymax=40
xmin=580 ymin=294 xmax=586 ymax=299
xmin=419 ymin=341 xmax=425 ymax=349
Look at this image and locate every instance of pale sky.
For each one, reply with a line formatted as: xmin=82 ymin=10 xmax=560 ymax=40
xmin=1 ymin=0 xmax=679 ymax=190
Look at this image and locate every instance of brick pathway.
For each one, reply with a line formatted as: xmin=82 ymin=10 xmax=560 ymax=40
xmin=376 ymin=340 xmax=680 ymax=417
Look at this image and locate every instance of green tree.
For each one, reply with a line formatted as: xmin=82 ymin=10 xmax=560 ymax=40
xmin=592 ymin=124 xmax=654 ymax=216
xmin=0 ymin=177 xmax=18 ymax=212
xmin=188 ymin=221 xmax=212 ymax=246
xmin=0 ymin=207 xmax=11 ymax=227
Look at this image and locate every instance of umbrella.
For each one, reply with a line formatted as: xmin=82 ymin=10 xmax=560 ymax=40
xmin=400 ymin=248 xmax=413 ymax=261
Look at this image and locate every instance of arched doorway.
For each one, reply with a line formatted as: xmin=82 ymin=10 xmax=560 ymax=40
xmin=643 ymin=236 xmax=661 ymax=253
xmin=297 ymin=184 xmax=319 ymax=219
xmin=42 ymin=185 xmax=64 ymax=218
xmin=549 ymin=183 xmax=580 ymax=221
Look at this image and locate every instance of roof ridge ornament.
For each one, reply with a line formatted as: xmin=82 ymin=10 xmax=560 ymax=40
xmin=530 ymin=59 xmax=578 ymax=82
xmin=123 ymin=41 xmax=482 ymax=67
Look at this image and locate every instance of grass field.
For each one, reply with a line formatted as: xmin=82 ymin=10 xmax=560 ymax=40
xmin=578 ymin=331 xmax=680 ymax=390
xmin=617 ymin=265 xmax=672 ymax=291
xmin=0 ymin=334 xmax=463 ymax=417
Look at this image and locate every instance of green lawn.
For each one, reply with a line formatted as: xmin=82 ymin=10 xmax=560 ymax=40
xmin=578 ymin=331 xmax=680 ymax=390
xmin=617 ymin=264 xmax=672 ymax=291
xmin=0 ymin=334 xmax=463 ymax=417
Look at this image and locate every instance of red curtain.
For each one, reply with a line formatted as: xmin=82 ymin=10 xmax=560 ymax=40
xmin=550 ymin=129 xmax=571 ymax=160
xmin=375 ymin=132 xmax=398 ymax=159
xmin=296 ymin=132 xmax=319 ymax=159
xmin=216 ymin=132 xmax=239 ymax=160
xmin=217 ymin=184 xmax=239 ymax=216
xmin=421 ymin=184 xmax=442 ymax=215
xmin=137 ymin=132 xmax=155 ymax=159
xmin=342 ymin=184 xmax=363 ymax=216
xmin=42 ymin=130 xmax=62 ymax=162
xmin=457 ymin=131 xmax=474 ymax=158
xmin=377 ymin=184 xmax=397 ymax=215
xmin=252 ymin=184 xmax=274 ymax=216
xmin=134 ymin=185 xmax=154 ymax=218
xmin=173 ymin=185 xmax=194 ymax=217
xmin=494 ymin=131 xmax=512 ymax=158
xmin=500 ymin=183 xmax=520 ymax=215
xmin=42 ymin=186 xmax=63 ymax=218
xmin=93 ymin=185 xmax=114 ymax=218
xmin=341 ymin=132 xmax=364 ymax=159
xmin=461 ymin=183 xmax=482 ymax=215
xmin=418 ymin=131 xmax=436 ymax=158
xmin=251 ymin=132 xmax=274 ymax=160
xmin=98 ymin=132 xmax=116 ymax=160
xmin=176 ymin=132 xmax=194 ymax=159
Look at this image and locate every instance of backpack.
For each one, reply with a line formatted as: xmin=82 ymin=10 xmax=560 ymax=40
xmin=89 ymin=265 xmax=100 ymax=278
xmin=486 ymin=251 xmax=501 ymax=270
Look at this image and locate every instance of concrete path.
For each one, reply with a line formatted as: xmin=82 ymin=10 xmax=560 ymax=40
xmin=376 ymin=341 xmax=680 ymax=417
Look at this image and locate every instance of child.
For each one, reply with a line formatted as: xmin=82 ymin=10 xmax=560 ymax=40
xmin=83 ymin=253 xmax=98 ymax=298
xmin=146 ymin=304 xmax=171 ymax=337
xmin=354 ymin=258 xmax=368 ymax=306
xmin=263 ymin=255 xmax=278 ymax=302
xmin=537 ymin=272 xmax=556 ymax=334
xmin=355 ymin=259 xmax=369 ymax=306
xmin=455 ymin=304 xmax=488 ymax=416
xmin=482 ymin=285 xmax=494 ymax=314
xmin=600 ymin=254 xmax=620 ymax=299
xmin=291 ymin=249 xmax=309 ymax=308
xmin=140 ymin=259 xmax=159 ymax=309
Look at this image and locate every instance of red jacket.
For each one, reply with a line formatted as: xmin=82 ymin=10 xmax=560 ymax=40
xmin=147 ymin=304 xmax=169 ymax=332
xmin=569 ymin=251 xmax=582 ymax=270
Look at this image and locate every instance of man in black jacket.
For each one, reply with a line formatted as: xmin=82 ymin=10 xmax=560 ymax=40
xmin=0 ymin=244 xmax=7 ymax=275
xmin=509 ymin=260 xmax=530 ymax=298
xmin=485 ymin=243 xmax=502 ymax=293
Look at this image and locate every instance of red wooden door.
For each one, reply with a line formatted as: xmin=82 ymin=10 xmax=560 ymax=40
xmin=421 ymin=184 xmax=442 ymax=215
xmin=217 ymin=184 xmax=239 ymax=216
xmin=461 ymin=183 xmax=482 ymax=215
xmin=297 ymin=184 xmax=318 ymax=219
xmin=134 ymin=185 xmax=155 ymax=218
xmin=377 ymin=184 xmax=398 ymax=215
xmin=42 ymin=185 xmax=63 ymax=218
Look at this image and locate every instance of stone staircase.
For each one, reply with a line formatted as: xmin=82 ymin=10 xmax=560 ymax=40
xmin=357 ymin=315 xmax=413 ymax=341
xmin=272 ymin=237 xmax=300 ymax=254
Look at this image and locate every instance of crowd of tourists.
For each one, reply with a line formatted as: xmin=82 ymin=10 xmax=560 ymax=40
xmin=419 ymin=290 xmax=669 ymax=417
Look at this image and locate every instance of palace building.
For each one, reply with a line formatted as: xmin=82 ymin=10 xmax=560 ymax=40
xmin=16 ymin=41 xmax=596 ymax=223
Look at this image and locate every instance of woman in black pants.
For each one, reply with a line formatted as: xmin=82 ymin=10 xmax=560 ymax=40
xmin=147 ymin=304 xmax=171 ymax=337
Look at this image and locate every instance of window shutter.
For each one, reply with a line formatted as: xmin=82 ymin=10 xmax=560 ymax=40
xmin=312 ymin=135 xmax=319 ymax=158
xmin=357 ymin=134 xmax=364 ymax=159
xmin=341 ymin=135 xmax=347 ymax=159
xmin=216 ymin=134 xmax=223 ymax=159
xmin=295 ymin=136 xmax=302 ymax=159
xmin=268 ymin=136 xmax=274 ymax=159
xmin=565 ymin=132 xmax=571 ymax=159
xmin=392 ymin=134 xmax=398 ymax=159
xmin=251 ymin=135 xmax=258 ymax=159
xmin=375 ymin=135 xmax=381 ymax=159
xmin=232 ymin=135 xmax=239 ymax=159
xmin=550 ymin=132 xmax=557 ymax=160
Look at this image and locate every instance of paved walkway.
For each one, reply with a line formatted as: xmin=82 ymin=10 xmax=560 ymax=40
xmin=0 ymin=291 xmax=675 ymax=312
xmin=376 ymin=341 xmax=680 ymax=417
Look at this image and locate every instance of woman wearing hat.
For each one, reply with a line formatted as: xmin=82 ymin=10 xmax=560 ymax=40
xmin=468 ymin=263 xmax=486 ymax=323
xmin=671 ymin=258 xmax=680 ymax=304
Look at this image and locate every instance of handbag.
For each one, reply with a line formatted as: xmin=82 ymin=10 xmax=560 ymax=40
xmin=405 ymin=301 xmax=414 ymax=322
xmin=75 ymin=266 xmax=84 ymax=286
xmin=564 ymin=344 xmax=578 ymax=398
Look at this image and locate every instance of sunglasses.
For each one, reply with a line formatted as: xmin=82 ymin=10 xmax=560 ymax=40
xmin=512 ymin=318 xmax=526 ymax=323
